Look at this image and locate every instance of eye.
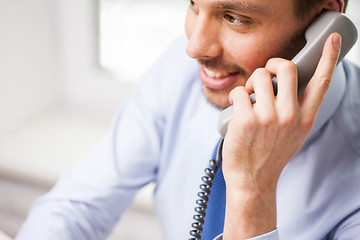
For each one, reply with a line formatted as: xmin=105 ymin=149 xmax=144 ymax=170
xmin=189 ymin=0 xmax=199 ymax=14
xmin=190 ymin=0 xmax=197 ymax=8
xmin=224 ymin=14 xmax=250 ymax=25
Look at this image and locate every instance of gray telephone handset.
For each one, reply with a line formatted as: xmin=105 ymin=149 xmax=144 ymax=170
xmin=218 ymin=11 xmax=358 ymax=138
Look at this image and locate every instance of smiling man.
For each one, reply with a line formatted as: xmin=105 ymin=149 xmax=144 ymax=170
xmin=16 ymin=0 xmax=360 ymax=240
xmin=186 ymin=0 xmax=311 ymax=109
xmin=186 ymin=0 xmax=341 ymax=109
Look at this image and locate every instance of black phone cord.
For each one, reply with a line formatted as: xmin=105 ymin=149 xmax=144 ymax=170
xmin=189 ymin=139 xmax=224 ymax=240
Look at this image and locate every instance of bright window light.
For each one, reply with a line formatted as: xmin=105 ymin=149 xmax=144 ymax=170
xmin=99 ymin=0 xmax=188 ymax=83
xmin=99 ymin=0 xmax=360 ymax=84
xmin=345 ymin=1 xmax=360 ymax=65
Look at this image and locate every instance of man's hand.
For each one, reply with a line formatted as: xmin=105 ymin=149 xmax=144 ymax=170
xmin=222 ymin=33 xmax=342 ymax=239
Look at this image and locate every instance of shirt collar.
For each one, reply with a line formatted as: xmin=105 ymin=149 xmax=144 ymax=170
xmin=305 ymin=62 xmax=346 ymax=144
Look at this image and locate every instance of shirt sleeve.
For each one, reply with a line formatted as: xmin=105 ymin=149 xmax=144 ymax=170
xmin=326 ymin=208 xmax=360 ymax=239
xmin=15 ymin=103 xmax=162 ymax=239
xmin=15 ymin=46 xmax=169 ymax=240
xmin=214 ymin=229 xmax=279 ymax=240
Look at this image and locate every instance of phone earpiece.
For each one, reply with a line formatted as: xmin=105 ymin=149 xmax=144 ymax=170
xmin=218 ymin=11 xmax=358 ymax=138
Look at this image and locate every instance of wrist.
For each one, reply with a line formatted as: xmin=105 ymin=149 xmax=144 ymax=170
xmin=223 ymin=184 xmax=277 ymax=239
xmin=224 ymin=169 xmax=279 ymax=196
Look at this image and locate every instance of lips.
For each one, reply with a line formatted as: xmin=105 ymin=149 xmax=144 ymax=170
xmin=200 ymin=67 xmax=239 ymax=90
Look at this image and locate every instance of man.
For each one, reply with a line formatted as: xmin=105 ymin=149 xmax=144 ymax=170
xmin=17 ymin=0 xmax=360 ymax=239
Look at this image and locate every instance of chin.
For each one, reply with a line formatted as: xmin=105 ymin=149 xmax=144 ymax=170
xmin=202 ymin=85 xmax=232 ymax=110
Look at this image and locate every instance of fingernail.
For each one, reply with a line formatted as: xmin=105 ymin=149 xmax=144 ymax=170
xmin=332 ymin=34 xmax=341 ymax=50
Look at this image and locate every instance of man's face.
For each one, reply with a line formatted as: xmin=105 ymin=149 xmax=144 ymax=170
xmin=185 ymin=0 xmax=310 ymax=109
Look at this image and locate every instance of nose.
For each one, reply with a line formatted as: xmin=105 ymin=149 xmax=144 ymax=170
xmin=186 ymin=14 xmax=222 ymax=59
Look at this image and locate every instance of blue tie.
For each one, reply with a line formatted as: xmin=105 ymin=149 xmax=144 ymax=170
xmin=201 ymin=139 xmax=226 ymax=239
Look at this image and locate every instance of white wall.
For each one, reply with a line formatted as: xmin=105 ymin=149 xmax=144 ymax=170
xmin=0 ymin=0 xmax=61 ymax=135
xmin=0 ymin=0 xmax=134 ymax=137
xmin=55 ymin=0 xmax=133 ymax=115
xmin=0 ymin=2 xmax=137 ymax=237
xmin=345 ymin=0 xmax=360 ymax=65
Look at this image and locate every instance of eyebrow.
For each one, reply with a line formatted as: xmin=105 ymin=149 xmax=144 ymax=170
xmin=212 ymin=0 xmax=268 ymax=15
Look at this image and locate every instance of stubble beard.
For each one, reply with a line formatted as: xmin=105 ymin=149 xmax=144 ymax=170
xmin=202 ymin=86 xmax=232 ymax=110
xmin=201 ymin=30 xmax=306 ymax=110
xmin=198 ymin=58 xmax=248 ymax=110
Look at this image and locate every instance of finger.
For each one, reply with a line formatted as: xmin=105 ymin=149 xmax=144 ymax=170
xmin=245 ymin=68 xmax=276 ymax=112
xmin=265 ymin=58 xmax=298 ymax=106
xmin=229 ymin=86 xmax=253 ymax=117
xmin=300 ymin=33 xmax=341 ymax=116
xmin=227 ymin=86 xmax=255 ymax=138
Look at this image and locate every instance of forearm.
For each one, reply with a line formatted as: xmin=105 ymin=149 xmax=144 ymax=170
xmin=223 ymin=186 xmax=277 ymax=239
xmin=16 ymin=199 xmax=115 ymax=240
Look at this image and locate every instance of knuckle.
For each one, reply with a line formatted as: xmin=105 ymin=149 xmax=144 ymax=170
xmin=328 ymin=50 xmax=340 ymax=61
xmin=301 ymin=118 xmax=315 ymax=134
xmin=258 ymin=112 xmax=277 ymax=127
xmin=280 ymin=60 xmax=297 ymax=74
xmin=231 ymin=112 xmax=256 ymax=129
xmin=279 ymin=110 xmax=297 ymax=128
xmin=237 ymin=86 xmax=249 ymax=94
xmin=230 ymin=86 xmax=247 ymax=98
xmin=253 ymin=68 xmax=271 ymax=79
xmin=319 ymin=75 xmax=332 ymax=91
xmin=243 ymin=114 xmax=257 ymax=128
xmin=229 ymin=86 xmax=240 ymax=95
xmin=230 ymin=86 xmax=241 ymax=95
xmin=265 ymin=57 xmax=281 ymax=67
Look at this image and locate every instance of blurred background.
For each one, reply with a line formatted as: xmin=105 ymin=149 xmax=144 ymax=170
xmin=0 ymin=0 xmax=359 ymax=239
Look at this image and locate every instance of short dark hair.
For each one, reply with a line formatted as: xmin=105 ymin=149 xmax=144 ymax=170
xmin=295 ymin=0 xmax=349 ymax=19
xmin=344 ymin=0 xmax=349 ymax=11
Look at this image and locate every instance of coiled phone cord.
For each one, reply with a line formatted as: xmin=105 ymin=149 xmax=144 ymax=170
xmin=189 ymin=138 xmax=224 ymax=240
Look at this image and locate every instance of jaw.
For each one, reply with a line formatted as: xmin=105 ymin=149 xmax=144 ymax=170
xmin=202 ymin=85 xmax=233 ymax=110
xmin=200 ymin=67 xmax=249 ymax=110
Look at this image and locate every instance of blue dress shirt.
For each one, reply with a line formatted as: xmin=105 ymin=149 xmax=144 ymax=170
xmin=16 ymin=36 xmax=360 ymax=240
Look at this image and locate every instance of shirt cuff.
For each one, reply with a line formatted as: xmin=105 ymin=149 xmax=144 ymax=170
xmin=213 ymin=229 xmax=279 ymax=240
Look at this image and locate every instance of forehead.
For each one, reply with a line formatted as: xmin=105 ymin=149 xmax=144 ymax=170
xmin=211 ymin=0 xmax=267 ymax=13
xmin=201 ymin=0 xmax=295 ymax=16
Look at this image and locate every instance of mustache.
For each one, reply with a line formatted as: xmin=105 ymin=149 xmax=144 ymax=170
xmin=197 ymin=57 xmax=247 ymax=75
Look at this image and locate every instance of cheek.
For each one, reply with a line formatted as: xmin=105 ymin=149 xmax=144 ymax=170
xmin=224 ymin=34 xmax=273 ymax=74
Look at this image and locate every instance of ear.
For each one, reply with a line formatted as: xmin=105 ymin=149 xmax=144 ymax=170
xmin=322 ymin=0 xmax=344 ymax=12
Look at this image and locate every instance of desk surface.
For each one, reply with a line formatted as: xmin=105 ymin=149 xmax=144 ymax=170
xmin=0 ymin=231 xmax=12 ymax=240
xmin=0 ymin=109 xmax=109 ymax=187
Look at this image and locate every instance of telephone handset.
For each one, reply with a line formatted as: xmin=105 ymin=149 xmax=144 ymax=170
xmin=218 ymin=11 xmax=358 ymax=138
xmin=190 ymin=12 xmax=358 ymax=239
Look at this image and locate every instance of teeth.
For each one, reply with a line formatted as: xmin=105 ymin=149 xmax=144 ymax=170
xmin=204 ymin=68 xmax=230 ymax=78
